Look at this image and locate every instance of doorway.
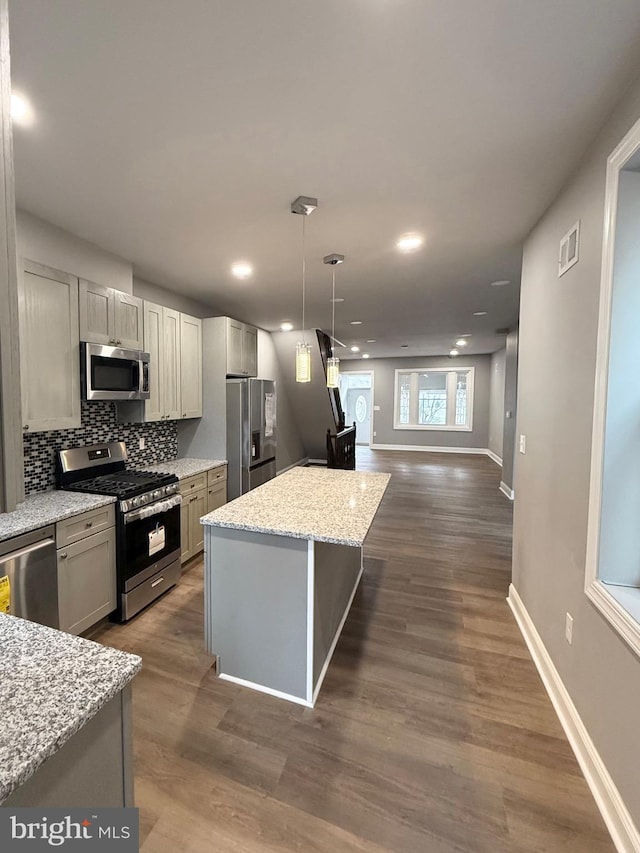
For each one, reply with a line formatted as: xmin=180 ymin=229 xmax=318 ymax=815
xmin=339 ymin=371 xmax=374 ymax=446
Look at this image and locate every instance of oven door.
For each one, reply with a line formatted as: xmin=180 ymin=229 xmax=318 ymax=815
xmin=120 ymin=496 xmax=181 ymax=591
xmin=82 ymin=342 xmax=150 ymax=401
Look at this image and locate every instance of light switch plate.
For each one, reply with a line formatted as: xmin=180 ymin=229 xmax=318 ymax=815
xmin=139 ymin=437 xmax=145 ymax=450
xmin=519 ymin=434 xmax=526 ymax=454
xmin=565 ymin=613 xmax=574 ymax=645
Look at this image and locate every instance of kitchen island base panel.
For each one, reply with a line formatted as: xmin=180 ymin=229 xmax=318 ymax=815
xmin=206 ymin=529 xmax=364 ymax=707
xmin=3 ymin=686 xmax=134 ymax=808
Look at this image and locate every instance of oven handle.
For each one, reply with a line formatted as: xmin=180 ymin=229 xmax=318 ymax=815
xmin=123 ymin=494 xmax=182 ymax=524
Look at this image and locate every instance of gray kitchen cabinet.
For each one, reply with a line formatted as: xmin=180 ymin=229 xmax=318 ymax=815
xmin=79 ymin=279 xmax=143 ymax=349
xmin=19 ymin=260 xmax=81 ymax=432
xmin=225 ymin=316 xmax=258 ymax=376
xmin=179 ymin=468 xmax=224 ymax=563
xmin=180 ymin=313 xmax=202 ymax=418
xmin=162 ymin=307 xmax=182 ymax=421
xmin=143 ymin=300 xmax=164 ymax=422
xmin=207 ymin=465 xmax=227 ymax=513
xmin=57 ymin=523 xmax=116 ymax=635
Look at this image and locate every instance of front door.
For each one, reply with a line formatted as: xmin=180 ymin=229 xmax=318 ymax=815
xmin=339 ymin=372 xmax=373 ymax=446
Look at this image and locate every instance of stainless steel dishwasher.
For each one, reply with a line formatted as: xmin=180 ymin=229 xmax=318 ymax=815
xmin=0 ymin=525 xmax=58 ymax=628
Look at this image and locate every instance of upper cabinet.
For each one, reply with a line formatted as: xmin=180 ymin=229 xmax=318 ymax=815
xmin=123 ymin=301 xmax=201 ymax=424
xmin=225 ymin=317 xmax=257 ymax=377
xmin=19 ymin=260 xmax=81 ymax=432
xmin=180 ymin=313 xmax=202 ymax=419
xmin=79 ymin=279 xmax=143 ymax=350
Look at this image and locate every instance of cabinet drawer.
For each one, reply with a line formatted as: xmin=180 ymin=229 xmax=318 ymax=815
xmin=207 ymin=466 xmax=227 ymax=487
xmin=179 ymin=472 xmax=208 ymax=496
xmin=56 ymin=504 xmax=115 ymax=549
xmin=207 ymin=480 xmax=227 ymax=514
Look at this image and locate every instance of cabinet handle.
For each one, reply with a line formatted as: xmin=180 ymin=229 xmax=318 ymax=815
xmin=85 ymin=521 xmax=93 ymax=528
xmin=183 ymin=412 xmax=187 ymax=417
xmin=117 ymin=339 xmax=122 ymax=345
xmin=23 ymin=424 xmax=29 ymax=430
xmin=60 ymin=552 xmax=68 ymax=559
xmin=151 ymin=576 xmax=164 ymax=588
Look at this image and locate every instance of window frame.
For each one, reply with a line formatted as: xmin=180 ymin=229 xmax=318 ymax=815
xmin=393 ymin=366 xmax=475 ymax=432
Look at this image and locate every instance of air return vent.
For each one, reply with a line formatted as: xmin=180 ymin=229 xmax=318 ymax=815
xmin=558 ymin=220 xmax=580 ymax=277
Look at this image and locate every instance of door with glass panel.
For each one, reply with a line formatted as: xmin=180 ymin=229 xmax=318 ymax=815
xmin=339 ymin=372 xmax=373 ymax=446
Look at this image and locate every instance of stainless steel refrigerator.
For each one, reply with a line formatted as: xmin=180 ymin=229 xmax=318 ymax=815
xmin=226 ymin=378 xmax=277 ymax=500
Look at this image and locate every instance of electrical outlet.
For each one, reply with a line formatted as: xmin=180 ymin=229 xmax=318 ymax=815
xmin=373 ymin=431 xmax=377 ymax=437
xmin=139 ymin=437 xmax=145 ymax=450
xmin=565 ymin=612 xmax=574 ymax=645
xmin=519 ymin=434 xmax=526 ymax=454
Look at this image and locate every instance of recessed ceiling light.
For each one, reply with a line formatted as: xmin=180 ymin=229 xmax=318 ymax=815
xmin=362 ymin=353 xmax=370 ymax=359
xmin=330 ymin=297 xmax=345 ymax=303
xmin=11 ymin=91 xmax=34 ymax=126
xmin=449 ymin=349 xmax=459 ymax=356
xmin=280 ymin=321 xmax=294 ymax=332
xmin=231 ymin=262 xmax=253 ymax=279
xmin=396 ymin=233 xmax=424 ymax=253
xmin=455 ymin=339 xmax=468 ymax=347
xmin=490 ymin=280 xmax=511 ymax=287
xmin=366 ymin=339 xmax=376 ymax=343
xmin=350 ymin=345 xmax=360 ymax=353
xmin=350 ymin=320 xmax=362 ymax=325
xmin=473 ymin=311 xmax=488 ymax=316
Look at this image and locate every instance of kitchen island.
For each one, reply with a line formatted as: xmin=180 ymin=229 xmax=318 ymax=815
xmin=201 ymin=466 xmax=390 ymax=707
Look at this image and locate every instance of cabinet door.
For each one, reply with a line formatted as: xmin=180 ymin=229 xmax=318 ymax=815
xmin=19 ymin=261 xmax=81 ymax=432
xmin=242 ymin=324 xmax=258 ymax=376
xmin=180 ymin=497 xmax=192 ymax=563
xmin=162 ymin=308 xmax=181 ymax=420
xmin=190 ymin=488 xmax=207 ymax=557
xmin=79 ymin=279 xmax=113 ymax=345
xmin=207 ymin=480 xmax=226 ymax=513
xmin=226 ymin=317 xmax=244 ymax=375
xmin=58 ymin=527 xmax=116 ymax=635
xmin=113 ymin=291 xmax=143 ymax=350
xmin=180 ymin=314 xmax=202 ymax=418
xmin=143 ymin=301 xmax=164 ymax=422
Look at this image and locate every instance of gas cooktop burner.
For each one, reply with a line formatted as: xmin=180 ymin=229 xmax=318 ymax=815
xmin=62 ymin=470 xmax=178 ymax=499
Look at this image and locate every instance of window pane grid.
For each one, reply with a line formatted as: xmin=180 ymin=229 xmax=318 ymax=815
xmin=395 ymin=368 xmax=472 ymax=430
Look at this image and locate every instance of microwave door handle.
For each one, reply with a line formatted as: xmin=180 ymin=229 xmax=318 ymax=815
xmin=140 ymin=360 xmax=148 ymax=395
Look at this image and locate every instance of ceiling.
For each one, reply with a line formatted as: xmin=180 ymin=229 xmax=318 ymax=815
xmin=8 ymin=1 xmax=640 ymax=360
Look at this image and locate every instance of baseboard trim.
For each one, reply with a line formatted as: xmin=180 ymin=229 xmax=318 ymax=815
xmin=277 ymin=457 xmax=308 ymax=475
xmin=507 ymin=584 xmax=640 ymax=853
xmin=307 ymin=457 xmax=327 ymax=466
xmin=499 ymin=480 xmax=515 ymax=501
xmin=218 ymin=673 xmax=313 ymax=708
xmin=486 ymin=449 xmax=503 ymax=467
xmin=370 ymin=443 xmax=489 ymax=455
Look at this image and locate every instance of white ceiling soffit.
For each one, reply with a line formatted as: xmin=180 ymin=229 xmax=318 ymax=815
xmin=8 ymin=0 xmax=640 ymax=356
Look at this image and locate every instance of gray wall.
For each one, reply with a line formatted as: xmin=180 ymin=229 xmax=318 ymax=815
xmin=501 ymin=329 xmax=519 ymax=491
xmin=513 ymin=69 xmax=640 ymax=827
xmin=343 ymin=354 xmax=491 ymax=449
xmin=599 ymin=172 xmax=640 ymax=587
xmin=488 ymin=348 xmax=506 ymax=460
xmin=16 ymin=209 xmax=133 ymax=292
xmin=133 ymin=276 xmax=216 ymax=319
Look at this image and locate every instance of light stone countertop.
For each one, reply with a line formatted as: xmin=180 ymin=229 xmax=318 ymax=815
xmin=202 ymin=467 xmax=390 ymax=547
xmin=0 ymin=491 xmax=117 ymax=544
xmin=141 ymin=457 xmax=227 ymax=480
xmin=0 ymin=613 xmax=141 ymax=804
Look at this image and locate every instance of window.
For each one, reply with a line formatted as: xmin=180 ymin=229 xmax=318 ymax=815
xmin=393 ymin=367 xmax=474 ymax=431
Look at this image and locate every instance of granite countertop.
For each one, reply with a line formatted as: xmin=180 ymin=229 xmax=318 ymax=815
xmin=202 ymin=467 xmax=390 ymax=546
xmin=0 ymin=491 xmax=116 ymax=544
xmin=0 ymin=613 xmax=141 ymax=803
xmin=141 ymin=457 xmax=227 ymax=480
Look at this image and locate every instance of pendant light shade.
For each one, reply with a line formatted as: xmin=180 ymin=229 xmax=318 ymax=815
xmin=296 ymin=342 xmax=312 ymax=383
xmin=324 ymin=253 xmax=345 ymax=390
xmin=291 ymin=195 xmax=318 ymax=383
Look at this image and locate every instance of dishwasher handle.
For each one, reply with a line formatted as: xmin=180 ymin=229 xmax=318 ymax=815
xmin=0 ymin=537 xmax=56 ymax=567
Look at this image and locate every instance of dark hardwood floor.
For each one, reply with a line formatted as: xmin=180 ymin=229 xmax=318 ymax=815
xmin=93 ymin=449 xmax=613 ymax=852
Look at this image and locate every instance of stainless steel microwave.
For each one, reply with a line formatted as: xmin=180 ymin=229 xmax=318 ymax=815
xmin=81 ymin=342 xmax=150 ymax=401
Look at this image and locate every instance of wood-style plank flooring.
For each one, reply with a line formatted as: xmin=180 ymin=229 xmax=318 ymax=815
xmin=93 ymin=449 xmax=613 ymax=852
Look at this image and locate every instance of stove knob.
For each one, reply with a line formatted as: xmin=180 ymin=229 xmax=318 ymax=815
xmin=153 ymin=489 xmax=162 ymax=501
xmin=132 ymin=496 xmax=141 ymax=508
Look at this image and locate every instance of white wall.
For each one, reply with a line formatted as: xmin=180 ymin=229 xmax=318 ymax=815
xmin=16 ymin=209 xmax=133 ymax=292
xmin=133 ymin=276 xmax=216 ymax=319
xmin=513 ymin=67 xmax=640 ymax=829
xmin=488 ymin=348 xmax=506 ymax=460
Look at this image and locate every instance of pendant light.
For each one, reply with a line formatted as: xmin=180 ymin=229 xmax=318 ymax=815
xmin=291 ymin=195 xmax=318 ymax=382
xmin=324 ymin=253 xmax=344 ymax=389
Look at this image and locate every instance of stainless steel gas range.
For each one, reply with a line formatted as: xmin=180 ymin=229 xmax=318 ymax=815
xmin=57 ymin=441 xmax=181 ymax=621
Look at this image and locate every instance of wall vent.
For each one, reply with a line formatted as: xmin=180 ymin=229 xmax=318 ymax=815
xmin=559 ymin=220 xmax=580 ymax=277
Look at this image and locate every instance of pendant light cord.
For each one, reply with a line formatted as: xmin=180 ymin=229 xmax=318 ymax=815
xmin=301 ymin=215 xmax=306 ymax=344
xmin=331 ymin=267 xmax=336 ymax=343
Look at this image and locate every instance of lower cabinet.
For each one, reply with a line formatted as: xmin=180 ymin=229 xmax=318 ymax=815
xmin=180 ymin=466 xmax=227 ymax=564
xmin=57 ymin=526 xmax=116 ymax=635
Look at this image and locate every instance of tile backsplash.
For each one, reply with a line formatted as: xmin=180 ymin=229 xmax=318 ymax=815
xmin=23 ymin=402 xmax=178 ymax=495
